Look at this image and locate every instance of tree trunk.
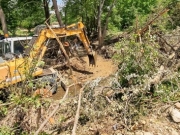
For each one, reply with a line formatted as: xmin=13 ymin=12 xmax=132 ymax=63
xmin=64 ymin=4 xmax=67 ymax=26
xmin=0 ymin=6 xmax=8 ymax=37
xmin=97 ymin=0 xmax=105 ymax=46
xmin=43 ymin=0 xmax=50 ymax=25
xmin=102 ymin=0 xmax=116 ymax=45
xmin=52 ymin=0 xmax=63 ymax=26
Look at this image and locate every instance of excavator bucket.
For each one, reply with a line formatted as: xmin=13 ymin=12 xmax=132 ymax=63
xmin=88 ymin=50 xmax=97 ymax=66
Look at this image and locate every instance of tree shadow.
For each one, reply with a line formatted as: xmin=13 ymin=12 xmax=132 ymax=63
xmin=72 ymin=66 xmax=93 ymax=74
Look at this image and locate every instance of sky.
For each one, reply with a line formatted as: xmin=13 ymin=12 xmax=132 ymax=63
xmin=57 ymin=0 xmax=62 ymax=5
xmin=56 ymin=0 xmax=63 ymax=6
xmin=50 ymin=0 xmax=64 ymax=7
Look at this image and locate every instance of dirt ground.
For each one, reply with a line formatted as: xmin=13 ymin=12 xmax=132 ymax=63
xmin=52 ymin=55 xmax=118 ymax=99
xmin=77 ymin=55 xmax=118 ymax=82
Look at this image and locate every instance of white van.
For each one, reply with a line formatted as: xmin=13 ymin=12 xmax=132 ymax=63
xmin=0 ymin=36 xmax=32 ymax=56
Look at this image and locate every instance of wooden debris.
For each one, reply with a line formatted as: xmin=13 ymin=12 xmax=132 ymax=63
xmin=72 ymin=86 xmax=84 ymax=135
xmin=34 ymin=86 xmax=69 ymax=135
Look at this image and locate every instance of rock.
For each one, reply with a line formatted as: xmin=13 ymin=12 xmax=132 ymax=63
xmin=135 ymin=131 xmax=153 ymax=135
xmin=135 ymin=131 xmax=144 ymax=135
xmin=105 ymin=90 xmax=114 ymax=97
xmin=174 ymin=102 xmax=180 ymax=109
xmin=170 ymin=130 xmax=179 ymax=135
xmin=169 ymin=107 xmax=180 ymax=123
xmin=112 ymin=124 xmax=118 ymax=130
xmin=143 ymin=132 xmax=154 ymax=135
xmin=139 ymin=120 xmax=146 ymax=125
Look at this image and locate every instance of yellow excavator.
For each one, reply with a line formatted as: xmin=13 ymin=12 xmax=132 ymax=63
xmin=0 ymin=22 xmax=96 ymax=93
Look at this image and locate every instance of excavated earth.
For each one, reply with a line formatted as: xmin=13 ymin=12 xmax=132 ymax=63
xmin=52 ymin=54 xmax=117 ymax=100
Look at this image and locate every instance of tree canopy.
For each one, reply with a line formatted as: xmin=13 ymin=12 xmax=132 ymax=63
xmin=0 ymin=0 xmax=179 ymax=36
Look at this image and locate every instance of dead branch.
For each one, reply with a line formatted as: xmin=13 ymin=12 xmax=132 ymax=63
xmin=34 ymin=87 xmax=69 ymax=135
xmin=52 ymin=62 xmax=67 ymax=69
xmin=0 ymin=102 xmax=13 ymax=107
xmin=72 ymin=86 xmax=84 ymax=135
xmin=149 ymin=65 xmax=165 ymax=85
xmin=105 ymin=96 xmax=112 ymax=103
xmin=138 ymin=8 xmax=169 ymax=36
xmin=155 ymin=32 xmax=175 ymax=51
xmin=68 ymin=82 xmax=82 ymax=88
xmin=45 ymin=21 xmax=73 ymax=75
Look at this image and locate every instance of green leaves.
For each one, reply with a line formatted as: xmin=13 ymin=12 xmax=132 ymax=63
xmin=113 ymin=35 xmax=159 ymax=87
xmin=0 ymin=0 xmax=45 ymax=35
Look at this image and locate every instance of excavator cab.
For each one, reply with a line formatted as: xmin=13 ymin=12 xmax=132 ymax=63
xmin=0 ymin=37 xmax=32 ymax=61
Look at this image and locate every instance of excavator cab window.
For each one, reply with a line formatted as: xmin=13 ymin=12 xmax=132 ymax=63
xmin=14 ymin=41 xmax=24 ymax=54
xmin=0 ymin=41 xmax=11 ymax=56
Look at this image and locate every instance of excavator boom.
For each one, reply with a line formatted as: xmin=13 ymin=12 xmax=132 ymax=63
xmin=29 ymin=22 xmax=96 ymax=66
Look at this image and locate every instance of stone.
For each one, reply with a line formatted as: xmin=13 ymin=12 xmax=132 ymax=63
xmin=139 ymin=120 xmax=146 ymax=125
xmin=174 ymin=102 xmax=180 ymax=109
xmin=170 ymin=130 xmax=179 ymax=135
xmin=169 ymin=107 xmax=180 ymax=123
xmin=134 ymin=131 xmax=143 ymax=135
xmin=135 ymin=131 xmax=153 ymax=135
xmin=143 ymin=132 xmax=153 ymax=135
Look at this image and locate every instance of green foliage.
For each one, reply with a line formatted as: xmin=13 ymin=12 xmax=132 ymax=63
xmin=0 ymin=101 xmax=8 ymax=117
xmin=0 ymin=0 xmax=18 ymax=35
xmin=155 ymin=75 xmax=180 ymax=102
xmin=105 ymin=7 xmax=122 ymax=32
xmin=167 ymin=1 xmax=180 ymax=29
xmin=0 ymin=0 xmax=45 ymax=35
xmin=1 ymin=0 xmax=178 ymax=35
xmin=62 ymin=0 xmax=160 ymax=33
xmin=113 ymin=35 xmax=159 ymax=87
xmin=0 ymin=126 xmax=14 ymax=135
xmin=115 ymin=0 xmax=157 ymax=30
xmin=10 ymin=94 xmax=41 ymax=108
xmin=16 ymin=0 xmax=45 ymax=31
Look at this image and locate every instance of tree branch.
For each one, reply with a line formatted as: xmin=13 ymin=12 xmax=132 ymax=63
xmin=72 ymin=86 xmax=84 ymax=135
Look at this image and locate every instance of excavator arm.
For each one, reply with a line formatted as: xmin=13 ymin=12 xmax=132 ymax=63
xmin=29 ymin=22 xmax=96 ymax=66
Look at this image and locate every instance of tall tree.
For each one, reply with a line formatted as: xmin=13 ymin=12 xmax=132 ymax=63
xmin=101 ymin=0 xmax=117 ymax=45
xmin=43 ymin=0 xmax=50 ymax=25
xmin=97 ymin=0 xmax=105 ymax=46
xmin=52 ymin=0 xmax=63 ymax=26
xmin=0 ymin=5 xmax=8 ymax=37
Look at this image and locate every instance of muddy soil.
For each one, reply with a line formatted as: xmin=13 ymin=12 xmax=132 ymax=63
xmin=52 ymin=55 xmax=118 ymax=99
xmin=72 ymin=55 xmax=118 ymax=82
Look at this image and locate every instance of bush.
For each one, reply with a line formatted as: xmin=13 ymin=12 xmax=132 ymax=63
xmin=113 ymin=35 xmax=160 ymax=87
